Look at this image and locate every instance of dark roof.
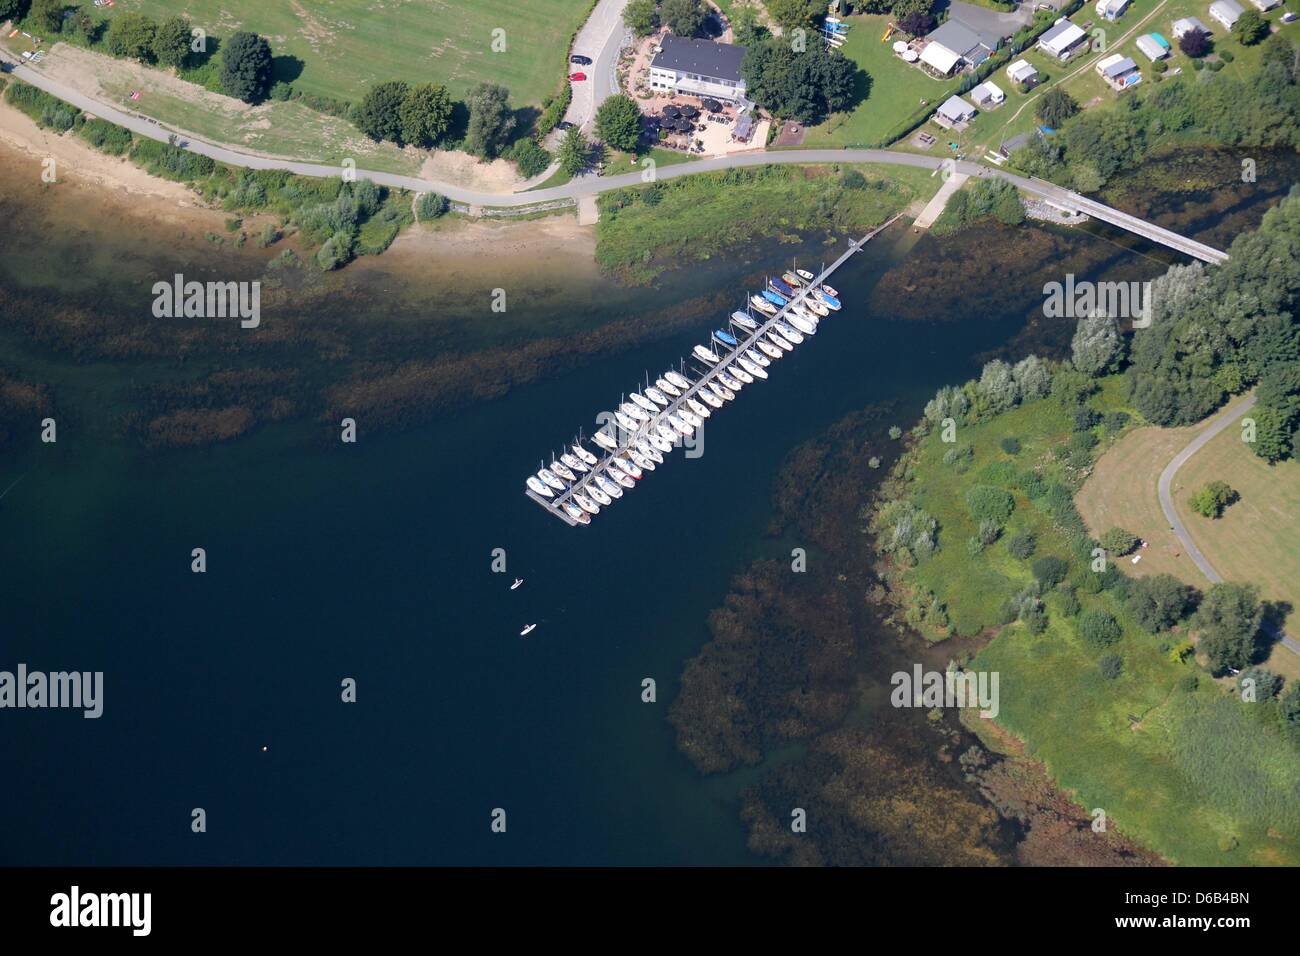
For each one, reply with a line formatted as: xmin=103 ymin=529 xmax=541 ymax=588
xmin=926 ymin=20 xmax=998 ymax=57
xmin=651 ymin=36 xmax=747 ymax=82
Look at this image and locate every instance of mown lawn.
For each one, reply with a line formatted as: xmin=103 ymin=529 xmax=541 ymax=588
xmin=898 ymin=374 xmax=1300 ymax=864
xmin=108 ymin=0 xmax=596 ymax=106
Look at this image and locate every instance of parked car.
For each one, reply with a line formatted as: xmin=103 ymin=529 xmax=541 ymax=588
xmin=569 ymin=54 xmax=592 ymax=65
xmin=556 ymin=120 xmax=575 ymax=131
xmin=568 ymin=72 xmax=586 ymax=81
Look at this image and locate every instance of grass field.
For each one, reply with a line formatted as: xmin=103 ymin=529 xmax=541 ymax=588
xmin=112 ymin=0 xmax=595 ymax=107
xmin=1174 ymin=416 xmax=1300 ymax=634
xmin=890 ymin=374 xmax=1300 ymax=864
xmin=799 ymin=13 xmax=961 ymax=148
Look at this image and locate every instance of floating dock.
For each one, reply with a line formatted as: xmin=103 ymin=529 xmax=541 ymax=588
xmin=524 ymin=214 xmax=904 ymax=526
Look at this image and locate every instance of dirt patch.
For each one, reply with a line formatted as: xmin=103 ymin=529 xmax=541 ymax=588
xmin=419 ymin=149 xmax=525 ymax=193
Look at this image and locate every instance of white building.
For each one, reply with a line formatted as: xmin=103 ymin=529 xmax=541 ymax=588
xmin=970 ymin=80 xmax=1005 ymax=107
xmin=919 ymin=41 xmax=963 ymax=76
xmin=1006 ymin=58 xmax=1040 ymax=87
xmin=935 ymin=94 xmax=977 ymax=126
xmin=1096 ymin=0 xmax=1132 ymax=20
xmin=1249 ymin=0 xmax=1281 ymax=9
xmin=1038 ymin=18 xmax=1090 ymax=61
xmin=920 ymin=18 xmax=1001 ymax=77
xmin=1135 ymin=33 xmax=1172 ymax=60
xmin=1096 ymin=53 xmax=1142 ymax=90
xmin=648 ymin=36 xmax=748 ymax=103
xmin=1209 ymin=0 xmax=1245 ymax=28
xmin=1172 ymin=15 xmax=1212 ymax=37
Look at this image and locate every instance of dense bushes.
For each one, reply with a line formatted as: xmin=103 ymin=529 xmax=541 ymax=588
xmin=966 ymin=485 xmax=1015 ymax=524
xmin=78 ymin=118 xmax=133 ymax=154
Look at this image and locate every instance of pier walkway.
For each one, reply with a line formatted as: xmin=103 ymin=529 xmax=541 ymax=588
xmin=524 ymin=214 xmax=904 ymax=525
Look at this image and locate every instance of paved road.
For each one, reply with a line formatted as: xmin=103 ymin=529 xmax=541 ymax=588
xmin=561 ymin=0 xmax=630 ymax=135
xmin=1156 ymin=393 xmax=1300 ymax=656
xmin=0 ymin=60 xmax=1230 ymax=261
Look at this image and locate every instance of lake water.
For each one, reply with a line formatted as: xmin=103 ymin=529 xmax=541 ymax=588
xmin=0 ymin=152 xmax=1289 ymax=864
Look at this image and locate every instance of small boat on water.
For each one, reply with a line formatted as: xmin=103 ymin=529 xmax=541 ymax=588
xmin=588 ymin=484 xmax=612 ymax=506
xmin=797 ymin=268 xmax=815 ymax=281
xmin=739 ymin=357 xmax=767 ymax=380
xmin=698 ymin=389 xmax=723 ymax=409
xmin=788 ymin=314 xmax=817 ymax=336
xmin=511 ymin=578 xmax=524 ymax=590
xmin=776 ymin=322 xmax=804 ymax=344
xmin=631 ymin=393 xmax=658 ymax=413
xmin=648 ymin=432 xmax=674 ymax=453
xmin=745 ymin=347 xmax=771 ymax=368
xmin=769 ymin=277 xmax=795 ymax=297
xmin=731 ymin=311 xmax=758 ymax=330
xmin=757 ymin=340 xmax=783 ymax=361
xmin=616 ymin=455 xmax=643 ymax=479
xmin=538 ymin=468 xmax=565 ymax=491
xmin=563 ymin=501 xmax=590 ymax=525
xmin=655 ymin=424 xmax=679 ymax=445
xmin=561 ymin=453 xmax=588 ymax=474
xmin=655 ymin=376 xmax=681 ymax=398
xmin=678 ymin=409 xmax=703 ymax=429
xmin=520 ymin=624 xmax=537 ymax=636
xmin=783 ymin=271 xmax=804 ymax=288
xmin=751 ymin=295 xmax=778 ymax=315
xmin=687 ymin=398 xmax=711 ymax=419
xmin=574 ymin=493 xmax=600 ymax=515
xmin=767 ymin=330 xmax=794 ymax=352
xmin=718 ymin=372 xmax=743 ymax=392
xmin=728 ymin=364 xmax=753 ymax=385
xmin=665 ymin=371 xmax=692 ymax=391
xmin=615 ymin=411 xmax=640 ymax=432
xmin=595 ymin=474 xmax=622 ymax=498
xmin=526 ymin=476 xmax=553 ymax=497
xmin=821 ymin=283 xmax=840 ymax=298
xmin=645 ymin=386 xmax=670 ymax=406
xmin=592 ymin=431 xmax=618 ymax=452
xmin=762 ymin=289 xmax=788 ymax=307
xmin=620 ymin=402 xmax=650 ymax=422
xmin=628 ymin=450 xmax=654 ymax=472
xmin=708 ymin=381 xmax=735 ymax=402
xmin=551 ymin=460 xmax=576 ymax=482
xmin=816 ymin=289 xmax=842 ymax=311
xmin=636 ymin=440 xmax=663 ymax=464
xmin=606 ymin=463 xmax=635 ymax=488
xmin=713 ymin=329 xmax=739 ymax=348
xmin=803 ymin=296 xmax=828 ymax=318
xmin=574 ymin=443 xmax=599 ymax=466
xmin=665 ymin=414 xmax=693 ymax=436
xmin=693 ymin=344 xmax=721 ymax=365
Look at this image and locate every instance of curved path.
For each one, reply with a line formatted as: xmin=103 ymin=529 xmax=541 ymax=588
xmin=1157 ymin=393 xmax=1299 ymax=656
xmin=0 ymin=60 xmax=1227 ymax=261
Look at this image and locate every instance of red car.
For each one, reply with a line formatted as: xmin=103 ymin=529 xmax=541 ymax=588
xmin=568 ymin=72 xmax=586 ymax=81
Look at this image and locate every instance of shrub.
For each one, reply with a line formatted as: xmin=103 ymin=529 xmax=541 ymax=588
xmin=1102 ymin=410 xmax=1130 ymax=433
xmin=506 ymin=138 xmax=552 ymax=179
xmin=978 ymin=519 xmax=1001 ymax=546
xmin=1079 ymin=609 xmax=1121 ymax=649
xmin=1100 ymin=527 xmax=1138 ymax=556
xmin=1126 ymin=573 xmax=1197 ymax=631
xmin=966 ymin=485 xmax=1015 ymax=523
xmin=943 ymin=444 xmax=974 ymax=470
xmin=1016 ymin=469 xmax=1047 ymax=499
xmin=1000 ymin=436 xmax=1021 ymax=455
xmin=1056 ymin=583 xmax=1081 ymax=617
xmin=1098 ymin=654 xmax=1123 ymax=679
xmin=1238 ymin=667 xmax=1282 ymax=701
xmin=841 ymin=169 xmax=866 ymax=190
xmin=1188 ymin=480 xmax=1238 ymax=518
xmin=416 ymin=192 xmax=449 ymax=221
xmin=1023 ymin=603 xmax=1049 ymax=634
xmin=78 ymin=119 xmax=133 ymax=155
xmin=1032 ymin=555 xmax=1069 ymax=589
xmin=1007 ymin=532 xmax=1037 ymax=560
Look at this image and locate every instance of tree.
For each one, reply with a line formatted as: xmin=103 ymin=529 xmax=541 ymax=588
xmin=416 ymin=192 xmax=448 ymax=221
xmin=1032 ymin=555 xmax=1069 ymax=588
xmin=1239 ymin=666 xmax=1282 ymax=701
xmin=1179 ymin=27 xmax=1211 ymax=57
xmin=1012 ymin=355 xmax=1052 ymax=401
xmin=1079 ymin=609 xmax=1121 ymax=649
xmin=624 ymin=0 xmax=659 ymax=36
xmin=595 ymin=94 xmax=643 ymax=152
xmin=353 ymin=81 xmax=409 ymax=143
xmin=220 ymin=31 xmax=273 ymax=103
xmin=1232 ymin=10 xmax=1268 ymax=45
xmin=0 ymin=1 xmax=30 ymax=23
xmin=977 ymin=359 xmax=1020 ymax=412
xmin=1070 ymin=313 xmax=1123 ymax=375
xmin=557 ymin=126 xmax=590 ymax=176
xmin=767 ymin=0 xmax=819 ymax=30
xmin=30 ymin=0 xmax=62 ymax=33
xmin=105 ymin=12 xmax=158 ymax=62
xmin=899 ymin=11 xmax=935 ymax=36
xmin=731 ymin=4 xmax=766 ymax=46
xmin=966 ymin=485 xmax=1015 ymax=524
xmin=1194 ymin=582 xmax=1262 ymax=673
xmin=1125 ymin=574 xmax=1197 ymax=631
xmin=1188 ymin=480 xmax=1238 ymax=518
xmin=399 ymin=83 xmax=453 ymax=148
xmin=1035 ymin=88 xmax=1078 ymax=128
xmin=506 ymin=138 xmax=551 ymax=177
xmin=1249 ymin=404 xmax=1293 ymax=463
xmin=741 ymin=41 xmax=858 ymax=125
xmin=662 ymin=0 xmax=707 ymax=36
xmin=465 ymin=82 xmax=515 ymax=159
xmin=152 ymin=16 xmax=193 ymax=68
xmin=1099 ymin=527 xmax=1138 ymax=556
xmin=1280 ymin=681 xmax=1300 ymax=739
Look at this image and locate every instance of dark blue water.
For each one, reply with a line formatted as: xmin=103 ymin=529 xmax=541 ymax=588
xmin=1 ymin=204 xmax=1203 ymax=863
